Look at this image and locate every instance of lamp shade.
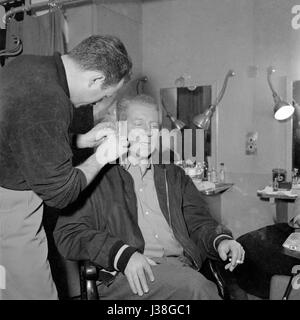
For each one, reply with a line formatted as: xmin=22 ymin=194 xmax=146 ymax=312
xmin=193 ymin=106 xmax=214 ymax=130
xmin=274 ymin=99 xmax=295 ymax=121
xmin=167 ymin=114 xmax=186 ymax=130
xmin=161 ymin=97 xmax=186 ymax=130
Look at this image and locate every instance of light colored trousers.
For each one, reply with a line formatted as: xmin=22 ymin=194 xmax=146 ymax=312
xmin=98 ymin=256 xmax=221 ymax=300
xmin=0 ymin=187 xmax=57 ymax=300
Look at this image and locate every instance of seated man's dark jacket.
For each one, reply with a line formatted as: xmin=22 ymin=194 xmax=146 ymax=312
xmin=54 ymin=163 xmax=232 ymax=273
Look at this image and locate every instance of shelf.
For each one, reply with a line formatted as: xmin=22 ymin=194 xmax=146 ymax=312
xmin=193 ymin=180 xmax=234 ymax=196
xmin=257 ymin=186 xmax=297 ymax=200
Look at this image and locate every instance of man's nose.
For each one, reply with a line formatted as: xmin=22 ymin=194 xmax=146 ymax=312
xmin=143 ymin=125 xmax=153 ymax=136
xmin=146 ymin=129 xmax=152 ymax=137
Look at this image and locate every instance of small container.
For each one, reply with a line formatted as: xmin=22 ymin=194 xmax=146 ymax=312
xmin=187 ymin=167 xmax=197 ymax=178
xmin=219 ymin=163 xmax=225 ymax=183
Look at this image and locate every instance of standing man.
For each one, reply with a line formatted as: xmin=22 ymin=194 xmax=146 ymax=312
xmin=0 ymin=35 xmax=132 ymax=300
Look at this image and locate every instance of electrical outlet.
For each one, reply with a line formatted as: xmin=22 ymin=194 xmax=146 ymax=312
xmin=246 ymin=132 xmax=258 ymax=155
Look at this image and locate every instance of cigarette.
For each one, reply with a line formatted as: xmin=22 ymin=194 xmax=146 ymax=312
xmin=229 ymin=258 xmax=243 ymax=264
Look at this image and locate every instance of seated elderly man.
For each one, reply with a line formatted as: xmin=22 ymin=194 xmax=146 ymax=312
xmin=54 ymin=94 xmax=245 ymax=300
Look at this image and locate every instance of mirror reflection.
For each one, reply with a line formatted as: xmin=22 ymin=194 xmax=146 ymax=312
xmin=160 ymin=85 xmax=212 ymax=164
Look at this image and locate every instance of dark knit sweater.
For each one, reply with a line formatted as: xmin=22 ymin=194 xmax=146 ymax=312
xmin=0 ymin=53 xmax=87 ymax=209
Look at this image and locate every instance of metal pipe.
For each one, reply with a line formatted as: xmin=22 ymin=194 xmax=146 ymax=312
xmin=0 ymin=1 xmax=20 ymax=5
xmin=2 ymin=0 xmax=89 ymax=24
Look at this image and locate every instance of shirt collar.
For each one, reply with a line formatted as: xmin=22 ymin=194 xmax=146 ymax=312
xmin=122 ymin=158 xmax=152 ymax=173
xmin=53 ymin=52 xmax=70 ymax=98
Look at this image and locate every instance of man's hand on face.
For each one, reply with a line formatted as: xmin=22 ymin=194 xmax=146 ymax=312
xmin=217 ymin=239 xmax=245 ymax=272
xmin=95 ymin=128 xmax=129 ymax=166
xmin=124 ymin=252 xmax=157 ymax=296
xmin=76 ymin=122 xmax=117 ymax=149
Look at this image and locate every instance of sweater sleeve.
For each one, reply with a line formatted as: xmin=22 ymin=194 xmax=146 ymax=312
xmin=53 ymin=185 xmax=134 ymax=271
xmin=9 ymin=119 xmax=87 ymax=209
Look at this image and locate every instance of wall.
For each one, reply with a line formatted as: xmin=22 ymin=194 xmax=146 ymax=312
xmin=64 ymin=0 xmax=143 ymax=94
xmin=142 ymin=0 xmax=300 ymax=237
xmin=64 ymin=0 xmax=300 ymax=237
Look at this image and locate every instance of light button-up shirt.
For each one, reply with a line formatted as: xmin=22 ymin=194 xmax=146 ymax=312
xmin=127 ymin=164 xmax=183 ymax=258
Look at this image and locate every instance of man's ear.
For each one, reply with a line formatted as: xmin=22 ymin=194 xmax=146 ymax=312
xmin=88 ymin=72 xmax=105 ymax=88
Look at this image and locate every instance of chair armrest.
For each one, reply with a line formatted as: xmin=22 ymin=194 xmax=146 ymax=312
xmin=82 ymin=261 xmax=98 ymax=280
xmin=79 ymin=261 xmax=99 ymax=300
xmin=200 ymin=258 xmax=229 ymax=299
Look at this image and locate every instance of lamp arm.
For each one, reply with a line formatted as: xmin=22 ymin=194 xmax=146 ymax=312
xmin=161 ymin=98 xmax=171 ymax=116
xmin=212 ymin=70 xmax=235 ymax=107
xmin=267 ymin=69 xmax=279 ymax=98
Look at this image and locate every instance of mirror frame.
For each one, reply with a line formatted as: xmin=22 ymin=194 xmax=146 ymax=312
xmin=289 ymin=78 xmax=299 ymax=174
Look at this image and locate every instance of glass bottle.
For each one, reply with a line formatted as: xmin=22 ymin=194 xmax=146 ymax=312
xmin=207 ymin=170 xmax=212 ymax=182
xmin=292 ymin=168 xmax=299 ymax=186
xmin=211 ymin=167 xmax=217 ymax=183
xmin=219 ymin=163 xmax=225 ymax=183
xmin=196 ymin=162 xmax=203 ymax=180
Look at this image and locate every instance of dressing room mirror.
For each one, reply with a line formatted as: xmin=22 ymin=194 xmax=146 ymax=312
xmin=160 ymin=85 xmax=215 ymax=164
xmin=292 ymin=80 xmax=300 ymax=170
